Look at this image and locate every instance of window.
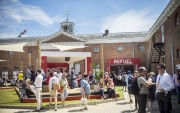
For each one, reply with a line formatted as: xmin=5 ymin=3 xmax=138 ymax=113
xmin=3 ymin=67 xmax=8 ymax=71
xmin=93 ymin=46 xmax=99 ymax=52
xmin=177 ymin=49 xmax=180 ymax=58
xmin=162 ymin=56 xmax=165 ymax=62
xmin=117 ymin=46 xmax=123 ymax=51
xmin=14 ymin=66 xmax=19 ymax=71
xmin=175 ymin=14 xmax=179 ymax=26
xmin=161 ymin=25 xmax=164 ymax=43
xmin=8 ymin=51 xmax=13 ymax=55
xmin=28 ymin=49 xmax=33 ymax=53
xmin=138 ymin=45 xmax=144 ymax=50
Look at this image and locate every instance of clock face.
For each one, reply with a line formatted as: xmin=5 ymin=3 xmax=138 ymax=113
xmin=62 ymin=24 xmax=69 ymax=32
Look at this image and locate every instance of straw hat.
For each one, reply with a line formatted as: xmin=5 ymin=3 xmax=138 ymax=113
xmin=149 ymin=72 xmax=155 ymax=75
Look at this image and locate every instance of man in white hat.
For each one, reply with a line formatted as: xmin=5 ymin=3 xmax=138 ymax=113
xmin=49 ymin=72 xmax=59 ymax=111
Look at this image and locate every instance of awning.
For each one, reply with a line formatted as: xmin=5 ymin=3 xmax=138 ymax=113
xmin=0 ymin=43 xmax=26 ymax=52
xmin=0 ymin=60 xmax=8 ymax=61
xmin=51 ymin=44 xmax=86 ymax=51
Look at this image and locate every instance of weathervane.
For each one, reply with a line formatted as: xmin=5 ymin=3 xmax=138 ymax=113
xmin=65 ymin=10 xmax=69 ymax=21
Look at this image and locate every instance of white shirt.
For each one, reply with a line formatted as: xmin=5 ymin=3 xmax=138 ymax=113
xmin=57 ymin=72 xmax=62 ymax=81
xmin=156 ymin=73 xmax=175 ymax=93
xmin=49 ymin=76 xmax=58 ymax=90
xmin=41 ymin=69 xmax=45 ymax=76
xmin=34 ymin=74 xmax=43 ymax=88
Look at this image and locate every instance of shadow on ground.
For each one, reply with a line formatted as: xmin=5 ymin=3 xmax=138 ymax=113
xmin=120 ymin=110 xmax=135 ymax=113
xmin=14 ymin=110 xmax=47 ymax=113
xmin=68 ymin=108 xmax=84 ymax=112
xmin=116 ymin=102 xmax=129 ymax=105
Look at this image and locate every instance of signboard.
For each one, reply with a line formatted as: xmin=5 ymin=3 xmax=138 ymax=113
xmin=47 ymin=67 xmax=67 ymax=73
xmin=106 ymin=58 xmax=140 ymax=72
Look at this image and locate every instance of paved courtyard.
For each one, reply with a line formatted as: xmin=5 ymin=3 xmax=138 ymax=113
xmin=0 ymin=91 xmax=179 ymax=113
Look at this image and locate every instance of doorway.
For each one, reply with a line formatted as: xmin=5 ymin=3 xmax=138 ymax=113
xmin=110 ymin=65 xmax=135 ymax=74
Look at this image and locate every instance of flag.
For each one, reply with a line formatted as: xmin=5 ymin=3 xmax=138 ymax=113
xmin=22 ymin=29 xmax=26 ymax=34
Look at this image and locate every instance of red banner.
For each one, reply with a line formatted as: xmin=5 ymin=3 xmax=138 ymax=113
xmin=106 ymin=58 xmax=140 ymax=72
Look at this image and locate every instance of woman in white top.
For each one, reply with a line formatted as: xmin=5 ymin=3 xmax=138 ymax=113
xmin=59 ymin=73 xmax=69 ymax=108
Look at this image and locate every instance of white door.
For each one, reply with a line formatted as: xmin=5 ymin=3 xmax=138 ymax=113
xmin=2 ymin=71 xmax=8 ymax=80
xmin=75 ymin=64 xmax=80 ymax=74
xmin=13 ymin=71 xmax=19 ymax=81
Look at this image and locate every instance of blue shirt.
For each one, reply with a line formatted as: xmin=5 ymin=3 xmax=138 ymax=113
xmin=81 ymin=79 xmax=90 ymax=94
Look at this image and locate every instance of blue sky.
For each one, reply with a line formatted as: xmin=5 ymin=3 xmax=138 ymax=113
xmin=0 ymin=0 xmax=170 ymax=38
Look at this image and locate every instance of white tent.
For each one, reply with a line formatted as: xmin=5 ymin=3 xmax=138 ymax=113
xmin=0 ymin=43 xmax=26 ymax=52
xmin=51 ymin=44 xmax=86 ymax=51
xmin=0 ymin=60 xmax=7 ymax=61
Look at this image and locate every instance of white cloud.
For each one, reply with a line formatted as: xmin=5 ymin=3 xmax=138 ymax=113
xmin=100 ymin=10 xmax=156 ymax=33
xmin=0 ymin=0 xmax=63 ymax=26
xmin=76 ymin=23 xmax=92 ymax=26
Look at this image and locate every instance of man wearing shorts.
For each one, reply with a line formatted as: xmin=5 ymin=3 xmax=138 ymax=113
xmin=81 ymin=74 xmax=91 ymax=110
xmin=49 ymin=72 xmax=58 ymax=111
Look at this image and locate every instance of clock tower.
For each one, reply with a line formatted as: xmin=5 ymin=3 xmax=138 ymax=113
xmin=60 ymin=11 xmax=75 ymax=35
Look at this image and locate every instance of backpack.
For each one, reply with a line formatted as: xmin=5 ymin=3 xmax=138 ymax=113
xmin=131 ymin=76 xmax=142 ymax=95
xmin=52 ymin=79 xmax=58 ymax=90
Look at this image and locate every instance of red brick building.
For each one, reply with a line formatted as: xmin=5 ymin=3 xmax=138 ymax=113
xmin=0 ymin=0 xmax=180 ymax=80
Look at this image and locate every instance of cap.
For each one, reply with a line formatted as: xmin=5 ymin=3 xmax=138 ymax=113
xmin=138 ymin=67 xmax=146 ymax=73
xmin=53 ymin=72 xmax=57 ymax=76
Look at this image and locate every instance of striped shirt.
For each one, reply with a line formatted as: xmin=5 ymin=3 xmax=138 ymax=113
xmin=137 ymin=76 xmax=148 ymax=95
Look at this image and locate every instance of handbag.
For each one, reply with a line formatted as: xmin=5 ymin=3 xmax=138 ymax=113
xmin=57 ymin=85 xmax=65 ymax=93
xmin=80 ymin=96 xmax=87 ymax=107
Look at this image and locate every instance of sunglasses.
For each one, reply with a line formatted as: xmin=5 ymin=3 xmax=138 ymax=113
xmin=157 ymin=68 xmax=162 ymax=70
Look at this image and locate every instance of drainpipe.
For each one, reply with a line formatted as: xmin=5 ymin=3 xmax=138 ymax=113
xmin=169 ymin=34 xmax=174 ymax=74
xmin=133 ymin=41 xmax=135 ymax=58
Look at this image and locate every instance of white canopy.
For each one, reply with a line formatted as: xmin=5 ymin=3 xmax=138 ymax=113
xmin=0 ymin=43 xmax=26 ymax=52
xmin=52 ymin=44 xmax=86 ymax=51
xmin=0 ymin=60 xmax=8 ymax=61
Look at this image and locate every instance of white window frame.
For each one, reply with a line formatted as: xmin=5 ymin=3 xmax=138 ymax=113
xmin=138 ymin=45 xmax=144 ymax=50
xmin=8 ymin=51 xmax=13 ymax=55
xmin=117 ymin=46 xmax=123 ymax=51
xmin=161 ymin=25 xmax=164 ymax=43
xmin=14 ymin=67 xmax=19 ymax=71
xmin=28 ymin=49 xmax=33 ymax=54
xmin=176 ymin=14 xmax=179 ymax=26
xmin=93 ymin=46 xmax=99 ymax=52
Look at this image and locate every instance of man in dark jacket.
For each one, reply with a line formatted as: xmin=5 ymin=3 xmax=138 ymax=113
xmin=70 ymin=67 xmax=75 ymax=89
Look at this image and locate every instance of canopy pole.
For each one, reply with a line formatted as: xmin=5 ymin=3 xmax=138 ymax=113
xmin=28 ymin=53 xmax=31 ymax=66
xmin=37 ymin=40 xmax=41 ymax=70
xmin=100 ymin=44 xmax=104 ymax=79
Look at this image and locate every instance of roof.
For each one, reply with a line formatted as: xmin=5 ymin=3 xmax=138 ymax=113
xmin=144 ymin=0 xmax=180 ymax=41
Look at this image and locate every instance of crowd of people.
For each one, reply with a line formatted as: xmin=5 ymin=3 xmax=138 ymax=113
xmin=1 ymin=63 xmax=180 ymax=113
